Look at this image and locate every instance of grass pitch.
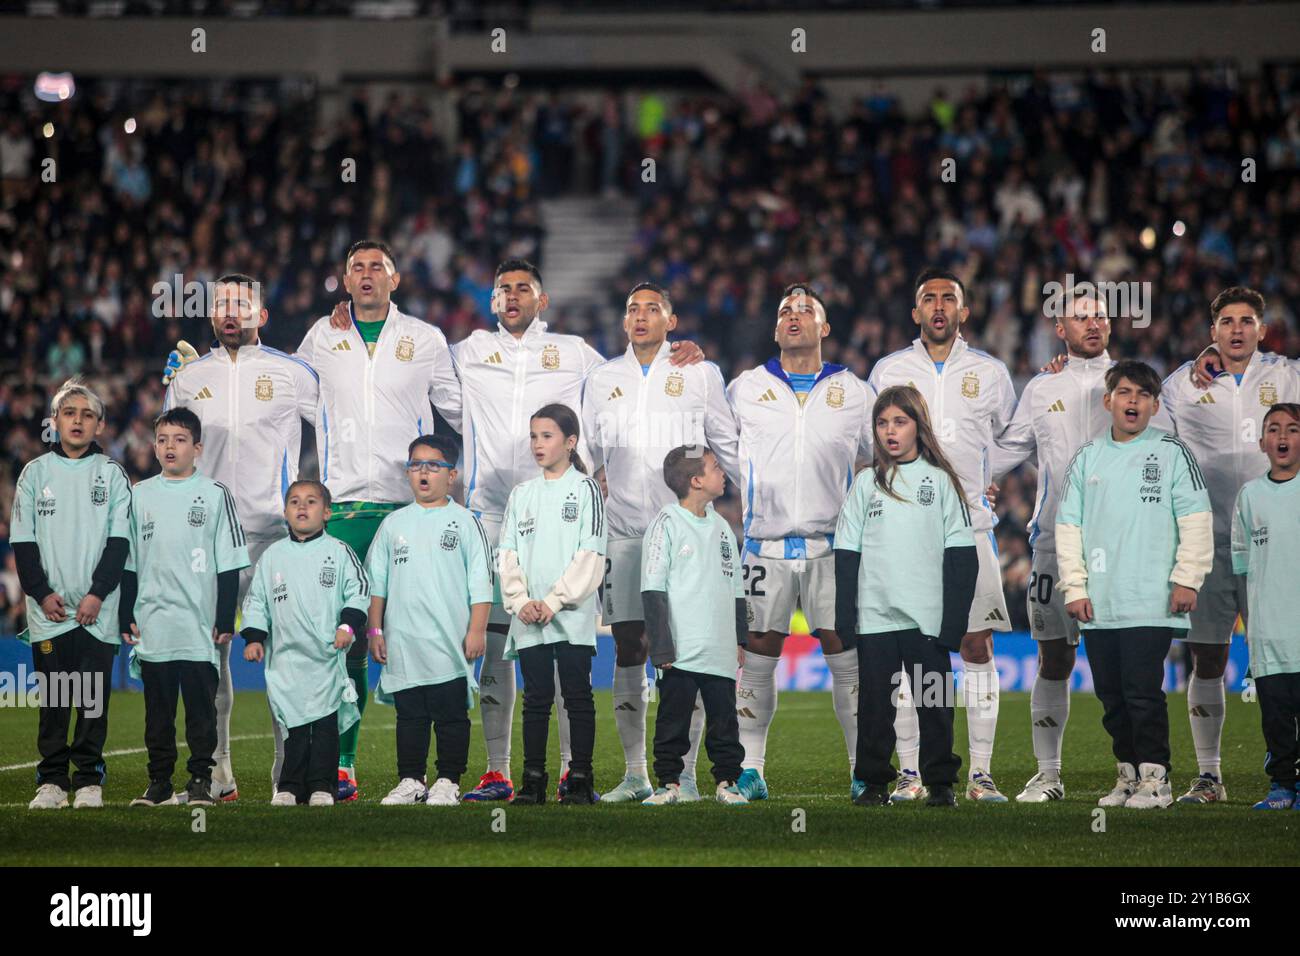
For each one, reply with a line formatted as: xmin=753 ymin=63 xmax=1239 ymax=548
xmin=0 ymin=690 xmax=1293 ymax=866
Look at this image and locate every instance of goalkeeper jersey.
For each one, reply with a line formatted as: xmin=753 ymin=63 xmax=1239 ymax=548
xmin=1231 ymin=473 xmax=1300 ymax=678
xmin=126 ymin=471 xmax=250 ymax=669
xmin=9 ymin=446 xmax=132 ymax=647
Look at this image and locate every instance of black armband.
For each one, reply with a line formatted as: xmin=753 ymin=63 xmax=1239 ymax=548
xmin=89 ymin=537 xmax=130 ymax=600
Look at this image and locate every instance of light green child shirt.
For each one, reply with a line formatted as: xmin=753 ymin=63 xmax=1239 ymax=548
xmin=1231 ymin=473 xmax=1300 ymax=678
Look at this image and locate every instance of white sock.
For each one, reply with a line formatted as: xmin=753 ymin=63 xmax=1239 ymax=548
xmin=1030 ymin=675 xmax=1069 ymax=774
xmin=893 ymin=671 xmax=920 ymax=772
xmin=683 ymin=692 xmax=705 ymax=780
xmin=823 ymin=649 xmax=858 ymax=773
xmin=479 ymin=631 xmax=515 ymax=776
xmin=269 ymin=695 xmax=286 ymax=790
xmin=736 ymin=653 xmax=778 ymax=773
xmin=555 ymin=661 xmax=572 ymax=773
xmin=213 ymin=639 xmax=235 ymax=789
xmin=963 ymin=658 xmax=1000 ymax=774
xmin=1187 ymin=674 xmax=1225 ymax=777
xmin=613 ymin=664 xmax=648 ymax=775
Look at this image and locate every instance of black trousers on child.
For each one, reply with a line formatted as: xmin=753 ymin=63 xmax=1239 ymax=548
xmin=394 ymin=677 xmax=470 ymax=783
xmin=32 ymin=627 xmax=116 ymax=791
xmin=1084 ymin=627 xmax=1173 ymax=771
xmin=517 ymin=642 xmax=595 ymax=776
xmin=653 ymin=666 xmax=743 ymax=786
xmin=855 ymin=628 xmax=961 ymax=788
xmin=1256 ymin=671 xmax=1300 ymax=788
xmin=139 ymin=657 xmax=218 ymax=784
xmin=280 ymin=710 xmax=340 ymax=801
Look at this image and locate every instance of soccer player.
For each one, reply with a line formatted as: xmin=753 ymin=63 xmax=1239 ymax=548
xmin=162 ymin=273 xmax=319 ymax=801
xmin=727 ymin=284 xmax=873 ymax=801
xmin=1230 ymin=403 xmax=1300 ymax=810
xmin=298 ymin=239 xmax=463 ymax=799
xmin=120 ymin=408 xmax=249 ymax=808
xmin=1150 ymin=287 xmax=1300 ymax=803
xmin=1056 ymin=360 xmax=1214 ymax=809
xmin=581 ymin=282 xmax=740 ymax=802
xmin=13 ymin=378 xmax=131 ymax=811
xmin=989 ymin=288 xmax=1113 ymax=802
xmin=369 ymin=436 xmax=494 ymax=807
xmin=498 ymin=404 xmax=607 ymax=805
xmin=240 ymin=480 xmax=370 ymax=807
xmin=867 ymin=268 xmax=1016 ymax=802
xmin=641 ymin=445 xmax=748 ymax=806
xmin=835 ymin=385 xmax=978 ymax=808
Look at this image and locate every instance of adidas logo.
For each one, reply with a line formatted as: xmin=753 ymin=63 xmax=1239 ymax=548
xmin=1048 ymin=399 xmax=1065 ymax=413
xmin=736 ymin=707 xmax=757 ymax=719
xmin=608 ymin=386 xmax=624 ymax=401
xmin=985 ymin=608 xmax=1006 ymax=622
xmin=484 ymin=351 xmax=503 ymax=365
xmin=480 ymin=695 xmax=499 ymax=706
xmin=757 ymin=388 xmax=778 ymax=402
xmin=194 ymin=387 xmax=214 ymax=400
xmin=1033 ymin=716 xmax=1059 ymax=728
xmin=614 ymin=701 xmax=637 ymax=712
xmin=1189 ymin=705 xmax=1212 ymax=717
xmin=332 ymin=340 xmax=352 ymax=352
xmin=1196 ymin=392 xmax=1215 ymax=405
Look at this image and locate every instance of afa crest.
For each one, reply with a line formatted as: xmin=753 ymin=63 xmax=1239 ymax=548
xmin=825 ymin=384 xmax=845 ymax=408
xmin=319 ymin=561 xmax=336 ymax=588
xmin=91 ymin=478 xmax=107 ymax=506
xmin=720 ymin=535 xmax=732 ymax=562
xmin=1142 ymin=455 xmax=1162 ymax=483
xmin=562 ymin=495 xmax=578 ymax=523
xmin=1259 ymin=382 xmax=1278 ymax=406
xmin=961 ymin=372 xmax=980 ymax=399
xmin=540 ymin=344 xmax=561 ymax=371
xmin=254 ymin=375 xmax=274 ymax=401
xmin=441 ymin=525 xmax=460 ymax=551
xmin=916 ymin=479 xmax=935 ymax=507
xmin=395 ymin=336 xmax=416 ymax=362
xmin=664 ymin=372 xmax=685 ymax=398
xmin=188 ymin=498 xmax=207 ymax=527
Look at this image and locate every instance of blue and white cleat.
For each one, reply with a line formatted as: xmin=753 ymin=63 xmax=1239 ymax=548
xmin=891 ymin=768 xmax=929 ymax=803
xmin=642 ymin=783 xmax=680 ymax=806
xmin=677 ymin=775 xmax=702 ymax=802
xmin=1251 ymin=784 xmax=1295 ymax=810
xmin=602 ymin=773 xmax=653 ymax=803
xmin=462 ymin=771 xmax=514 ymax=802
xmin=966 ymin=770 xmax=1009 ymax=803
xmin=736 ymin=768 xmax=769 ymax=801
xmin=1177 ymin=772 xmax=1226 ymax=804
xmin=850 ymin=779 xmax=867 ymax=803
xmin=715 ymin=781 xmax=749 ymax=806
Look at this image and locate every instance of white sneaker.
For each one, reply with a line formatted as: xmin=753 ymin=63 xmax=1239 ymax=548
xmin=642 ymin=783 xmax=680 ymax=806
xmin=1099 ymin=762 xmax=1138 ymax=807
xmin=73 ymin=785 xmax=104 ymax=809
xmin=381 ymin=778 xmax=428 ymax=805
xmin=29 ymin=783 xmax=69 ymax=810
xmin=1016 ymin=770 xmax=1064 ymax=803
xmin=966 ymin=770 xmax=1009 ymax=803
xmin=602 ymin=772 xmax=654 ymax=803
xmin=890 ymin=768 xmax=929 ymax=803
xmin=715 ymin=781 xmax=749 ymax=806
xmin=676 ymin=775 xmax=702 ymax=803
xmin=1125 ymin=763 xmax=1173 ymax=809
xmin=270 ymin=790 xmax=298 ymax=807
xmin=308 ymin=791 xmax=335 ymax=807
xmin=426 ymin=778 xmax=460 ymax=806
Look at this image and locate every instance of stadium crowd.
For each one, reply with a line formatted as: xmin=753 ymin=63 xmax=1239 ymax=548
xmin=3 ymin=65 xmax=1300 ymax=635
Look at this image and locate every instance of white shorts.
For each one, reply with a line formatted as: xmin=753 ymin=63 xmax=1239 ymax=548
xmin=1026 ymin=550 xmax=1079 ymax=646
xmin=1185 ymin=547 xmax=1246 ymax=646
xmin=741 ymin=550 xmax=836 ymax=635
xmin=476 ymin=513 xmax=511 ymax=629
xmin=601 ymin=536 xmax=645 ymax=625
xmin=969 ymin=530 xmax=1012 ymax=634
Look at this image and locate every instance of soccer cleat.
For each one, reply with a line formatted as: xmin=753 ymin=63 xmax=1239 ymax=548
xmin=426 ymin=778 xmax=461 ymax=806
xmin=850 ymin=779 xmax=867 ymax=802
xmin=216 ymin=785 xmax=239 ymax=803
xmin=715 ymin=781 xmax=749 ymax=806
xmin=462 ymin=770 xmax=514 ymax=802
xmin=512 ymin=770 xmax=548 ymax=805
xmin=966 ymin=771 xmax=1009 ymax=803
xmin=559 ymin=771 xmax=598 ymax=805
xmin=1125 ymin=763 xmax=1173 ymax=809
xmin=643 ymin=783 xmax=680 ymax=806
xmin=735 ymin=768 xmax=769 ymax=801
xmin=1251 ymin=784 xmax=1295 ymax=810
xmin=1016 ymin=771 xmax=1065 ymax=803
xmin=676 ymin=775 xmax=702 ymax=803
xmin=308 ymin=791 xmax=335 ymax=807
xmin=1177 ymin=772 xmax=1226 ymax=804
xmin=336 ymin=768 xmax=359 ymax=802
xmin=890 ymin=769 xmax=929 ymax=803
xmin=185 ymin=778 xmax=216 ymax=806
xmin=1099 ymin=762 xmax=1139 ymax=807
xmin=30 ymin=784 xmax=69 ymax=810
xmin=381 ymin=778 xmax=428 ymax=805
xmin=72 ymin=785 xmax=103 ymax=809
xmin=601 ymin=772 xmax=653 ymax=803
xmin=131 ymin=781 xmax=180 ymax=807
xmin=926 ymin=785 xmax=957 ymax=807
xmin=270 ymin=791 xmax=298 ymax=807
xmin=853 ymin=782 xmax=891 ymax=806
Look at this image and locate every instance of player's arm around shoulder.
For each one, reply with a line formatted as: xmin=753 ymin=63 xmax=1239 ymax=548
xmin=641 ymin=508 xmax=676 ymax=667
xmin=1055 ymin=443 xmax=1093 ymax=621
xmin=1165 ymin=436 xmax=1213 ymax=604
